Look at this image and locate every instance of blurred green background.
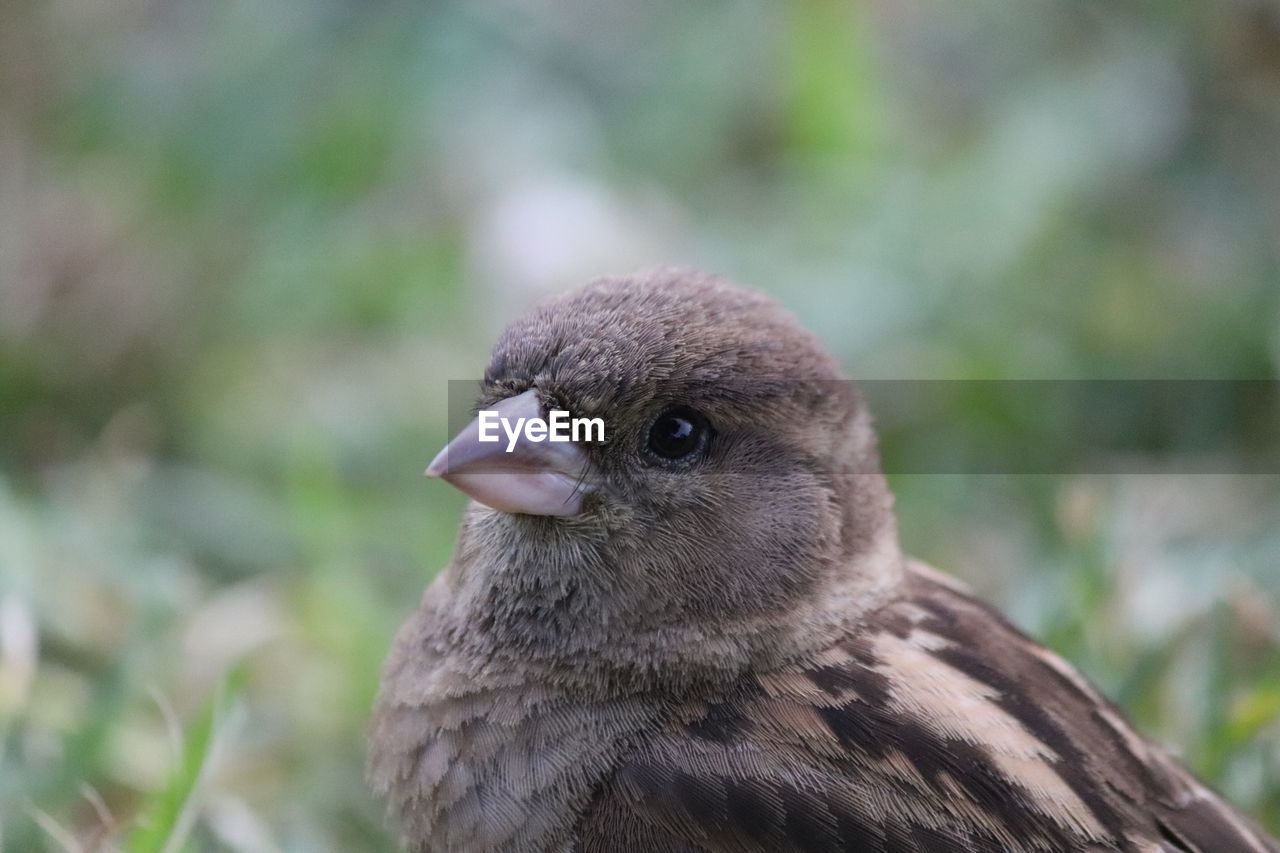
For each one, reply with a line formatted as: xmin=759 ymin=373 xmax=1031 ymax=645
xmin=2 ymin=0 xmax=1279 ymax=850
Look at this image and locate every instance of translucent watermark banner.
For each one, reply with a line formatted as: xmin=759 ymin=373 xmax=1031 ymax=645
xmin=441 ymin=379 xmax=1280 ymax=475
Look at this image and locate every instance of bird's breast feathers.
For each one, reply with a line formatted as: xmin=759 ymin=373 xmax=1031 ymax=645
xmin=373 ymin=564 xmax=1275 ymax=852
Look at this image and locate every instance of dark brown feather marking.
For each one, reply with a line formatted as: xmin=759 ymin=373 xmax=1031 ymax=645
xmin=908 ymin=577 xmax=1279 ymax=853
xmin=925 ymin=639 xmax=1129 ymax=840
xmin=688 ymin=701 xmax=753 ymax=744
xmin=723 ymin=779 xmax=787 ymax=847
xmin=1157 ymin=819 xmax=1196 ymax=852
xmin=808 ymin=660 xmax=887 ymax=699
xmin=812 ymin=700 xmax=1076 ymax=849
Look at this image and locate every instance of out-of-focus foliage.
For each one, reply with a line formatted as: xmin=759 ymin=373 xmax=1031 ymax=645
xmin=1 ymin=0 xmax=1278 ymax=849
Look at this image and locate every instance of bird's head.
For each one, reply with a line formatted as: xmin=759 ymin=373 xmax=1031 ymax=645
xmin=428 ymin=268 xmax=900 ymax=665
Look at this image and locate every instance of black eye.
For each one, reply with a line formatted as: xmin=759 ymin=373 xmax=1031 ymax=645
xmin=646 ymin=406 xmax=711 ymax=461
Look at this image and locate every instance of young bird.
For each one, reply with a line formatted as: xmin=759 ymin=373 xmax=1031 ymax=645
xmin=371 ymin=268 xmax=1277 ymax=852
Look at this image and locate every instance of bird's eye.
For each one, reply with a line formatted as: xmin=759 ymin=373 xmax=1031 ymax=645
xmin=646 ymin=406 xmax=711 ymax=461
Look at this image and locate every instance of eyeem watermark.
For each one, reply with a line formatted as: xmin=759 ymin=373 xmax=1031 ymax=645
xmin=450 ymin=379 xmax=1280 ymax=472
xmin=478 ymin=409 xmax=605 ymax=452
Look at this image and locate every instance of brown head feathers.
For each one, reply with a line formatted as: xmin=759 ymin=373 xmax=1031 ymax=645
xmin=445 ymin=267 xmax=900 ymax=689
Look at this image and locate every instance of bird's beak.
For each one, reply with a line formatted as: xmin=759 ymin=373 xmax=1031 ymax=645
xmin=425 ymin=389 xmax=596 ymax=516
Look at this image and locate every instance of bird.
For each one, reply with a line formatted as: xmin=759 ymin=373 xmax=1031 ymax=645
xmin=370 ymin=267 xmax=1278 ymax=852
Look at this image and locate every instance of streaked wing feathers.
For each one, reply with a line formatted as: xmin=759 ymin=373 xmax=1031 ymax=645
xmin=579 ymin=565 xmax=1277 ymax=852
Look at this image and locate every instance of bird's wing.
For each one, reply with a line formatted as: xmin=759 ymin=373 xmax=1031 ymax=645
xmin=577 ymin=563 xmax=1277 ymax=853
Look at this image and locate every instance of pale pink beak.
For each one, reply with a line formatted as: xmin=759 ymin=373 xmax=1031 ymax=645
xmin=425 ymin=389 xmax=596 ymax=516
